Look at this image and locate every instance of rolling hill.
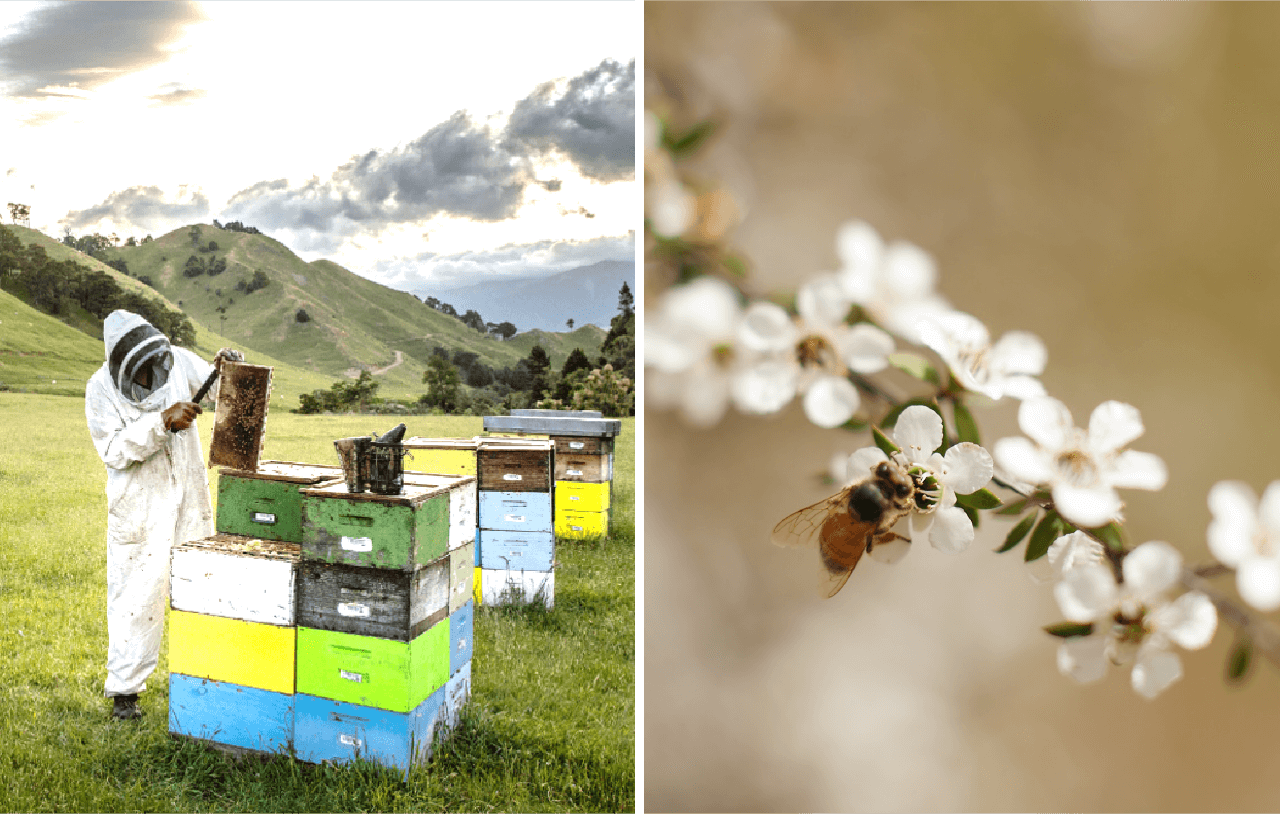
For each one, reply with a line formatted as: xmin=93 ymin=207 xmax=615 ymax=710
xmin=422 ymin=259 xmax=635 ymax=332
xmin=5 ymin=224 xmax=606 ymax=404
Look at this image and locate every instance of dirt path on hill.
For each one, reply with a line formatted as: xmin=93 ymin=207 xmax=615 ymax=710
xmin=369 ymin=349 xmax=404 ymax=375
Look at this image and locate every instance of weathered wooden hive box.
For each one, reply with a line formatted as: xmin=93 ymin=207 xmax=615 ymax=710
xmin=483 ymin=413 xmax=621 ymax=542
xmin=216 ymin=461 xmax=343 ymax=542
xmin=168 ymin=533 xmax=300 ymax=755
xmin=293 ymin=474 xmax=475 ymax=771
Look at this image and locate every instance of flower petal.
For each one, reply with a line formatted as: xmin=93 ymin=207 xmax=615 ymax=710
xmin=988 ymin=330 xmax=1047 ymax=376
xmin=847 ymin=447 xmax=888 ymax=481
xmin=992 ymin=436 xmax=1054 ymax=484
xmin=802 ymin=375 xmax=860 ymax=429
xmin=940 ymin=443 xmax=994 ymax=495
xmin=737 ymin=301 xmax=797 ymax=353
xmin=1054 ymin=563 xmax=1118 ymax=622
xmin=1052 ymin=483 xmax=1123 ymax=528
xmin=796 ymin=274 xmax=851 ymax=329
xmin=1057 ymin=635 xmax=1109 ymax=684
xmin=881 ymin=240 xmax=937 ymax=300
xmin=663 ymin=276 xmax=742 ymax=340
xmin=1088 ymin=401 xmax=1144 ymax=455
xmin=1207 ymin=480 xmax=1259 ymax=566
xmin=1131 ymin=648 xmax=1183 ymax=699
xmin=1018 ymin=396 xmax=1075 ymax=450
xmin=1046 ymin=530 xmax=1106 ymax=576
xmin=998 ymin=375 xmax=1047 ymax=401
xmin=679 ymin=369 xmax=732 ymax=427
xmin=836 ymin=220 xmax=883 ymax=278
xmin=894 ymin=405 xmax=943 ymax=464
xmin=1237 ymin=556 xmax=1280 ymax=613
xmin=1107 ymin=450 xmax=1167 ymax=491
xmin=1122 ymin=541 xmax=1183 ymax=602
xmin=1151 ymin=591 xmax=1218 ymax=650
xmin=731 ymin=359 xmax=797 ymax=415
xmin=841 ymin=323 xmax=894 ymax=374
xmin=1258 ymin=481 xmax=1280 ymax=540
xmin=928 ymin=506 xmax=974 ymax=554
xmin=866 ymin=536 xmax=911 ymax=564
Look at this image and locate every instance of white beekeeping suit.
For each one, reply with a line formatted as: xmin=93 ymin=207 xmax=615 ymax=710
xmin=85 ymin=311 xmax=219 ymax=705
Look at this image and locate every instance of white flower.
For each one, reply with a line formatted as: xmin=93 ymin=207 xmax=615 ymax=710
xmin=918 ymin=310 xmax=1047 ymax=401
xmin=842 ymin=406 xmax=994 ymax=556
xmin=1053 ymin=540 xmax=1217 ymax=699
xmin=992 ymin=397 xmax=1167 ymax=528
xmin=1207 ymin=480 xmax=1280 ymax=612
xmin=1028 ymin=529 xmax=1107 ymax=584
xmin=735 ymin=273 xmax=894 ymax=429
xmin=834 ymin=220 xmax=952 ymax=345
xmin=644 ymin=277 xmax=747 ymax=426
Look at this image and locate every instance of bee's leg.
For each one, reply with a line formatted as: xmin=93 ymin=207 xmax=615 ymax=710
xmin=867 ymin=530 xmax=910 ymax=554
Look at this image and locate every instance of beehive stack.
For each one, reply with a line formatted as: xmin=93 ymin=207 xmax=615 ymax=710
xmin=483 ymin=411 xmax=622 ymax=541
xmin=474 ymin=437 xmax=556 ymax=607
xmin=292 ymin=472 xmax=476 ymax=770
xmin=168 ymin=461 xmax=342 ymax=755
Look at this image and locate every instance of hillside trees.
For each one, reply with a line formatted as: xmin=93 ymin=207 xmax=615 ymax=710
xmin=297 ymin=370 xmax=380 ymax=414
xmin=0 ymin=227 xmax=195 ymax=345
xmin=421 ymin=354 xmax=461 ymax=413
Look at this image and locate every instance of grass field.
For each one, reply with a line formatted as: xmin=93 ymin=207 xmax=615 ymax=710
xmin=0 ymin=395 xmax=634 ymax=812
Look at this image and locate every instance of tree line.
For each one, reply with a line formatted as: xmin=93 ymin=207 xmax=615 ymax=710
xmin=0 ymin=226 xmax=196 ymax=346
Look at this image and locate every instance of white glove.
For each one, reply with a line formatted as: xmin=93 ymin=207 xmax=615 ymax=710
xmin=217 ymin=348 xmax=245 ymax=363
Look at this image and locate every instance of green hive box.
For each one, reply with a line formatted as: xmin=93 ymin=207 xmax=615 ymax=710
xmin=300 ymin=479 xmax=458 ymax=570
xmin=216 ymin=461 xmax=344 ymax=542
xmin=296 ymin=621 xmax=449 ymax=713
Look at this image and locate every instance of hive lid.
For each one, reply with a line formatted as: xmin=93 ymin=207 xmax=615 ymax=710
xmin=300 ymin=476 xmax=466 ymax=505
xmin=218 ymin=460 xmax=344 ymax=484
xmin=482 ymin=415 xmax=621 ymax=437
xmin=510 ymin=409 xmax=603 ymax=418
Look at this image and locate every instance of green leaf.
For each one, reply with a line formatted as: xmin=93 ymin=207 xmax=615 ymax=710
xmin=721 ymin=254 xmax=748 ymax=279
xmin=1091 ymin=521 xmax=1126 ymax=553
xmin=952 ymin=399 xmax=980 ymax=445
xmin=996 ymin=512 xmax=1037 ymax=553
xmin=955 ymin=488 xmax=1002 ymax=511
xmin=872 ymin=424 xmax=900 ymax=456
xmin=961 ymin=504 xmax=980 ymax=530
xmin=886 ymin=352 xmax=941 ymax=386
xmin=1024 ymin=510 xmax=1063 ymax=562
xmin=1044 ymin=622 xmax=1095 ymax=639
xmin=995 ymin=498 xmax=1029 ymax=516
xmin=839 ymin=416 xmax=869 ymax=432
xmin=666 ymin=120 xmax=716 ymax=157
xmin=1227 ymin=636 xmax=1253 ymax=684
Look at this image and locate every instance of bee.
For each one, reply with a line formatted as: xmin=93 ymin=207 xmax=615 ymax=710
xmin=772 ymin=458 xmax=922 ymax=598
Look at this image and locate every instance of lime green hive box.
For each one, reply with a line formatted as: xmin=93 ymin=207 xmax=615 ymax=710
xmin=216 ymin=461 xmax=344 ymax=543
xmin=296 ymin=621 xmax=450 ymax=713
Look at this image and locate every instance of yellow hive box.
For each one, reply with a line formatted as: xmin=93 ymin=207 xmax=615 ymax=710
xmin=168 ymin=609 xmax=296 ymax=694
xmin=555 ymin=508 xmax=609 ymax=539
xmin=555 ymin=480 xmax=611 ymax=513
xmin=404 ymin=438 xmax=478 ymax=477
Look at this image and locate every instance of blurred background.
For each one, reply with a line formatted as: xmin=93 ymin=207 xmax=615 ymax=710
xmin=644 ymin=3 xmax=1280 ymax=811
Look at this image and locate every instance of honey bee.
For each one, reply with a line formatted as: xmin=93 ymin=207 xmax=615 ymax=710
xmin=772 ymin=458 xmax=921 ymax=598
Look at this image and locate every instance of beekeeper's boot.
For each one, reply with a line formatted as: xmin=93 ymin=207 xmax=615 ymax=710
xmin=111 ymin=693 xmax=142 ymax=721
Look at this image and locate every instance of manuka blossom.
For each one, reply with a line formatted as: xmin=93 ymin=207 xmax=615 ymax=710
xmin=1028 ymin=529 xmax=1107 ymax=584
xmin=734 ymin=273 xmax=895 ymax=428
xmin=918 ymin=310 xmax=1047 ymax=401
xmin=1207 ymin=480 xmax=1280 ymax=612
xmin=834 ymin=220 xmax=952 ymax=345
xmin=993 ymin=397 xmax=1167 ymax=528
xmin=1053 ymin=541 xmax=1217 ymax=698
xmin=842 ymin=406 xmax=993 ymax=558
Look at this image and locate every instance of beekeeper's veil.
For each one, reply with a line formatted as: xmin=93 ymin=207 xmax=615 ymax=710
xmin=104 ymin=310 xmax=173 ymax=402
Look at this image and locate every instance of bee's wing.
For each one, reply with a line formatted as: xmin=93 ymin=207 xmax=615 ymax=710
xmin=770 ymin=490 xmax=849 ymax=549
xmin=816 ymin=509 xmax=872 ymax=599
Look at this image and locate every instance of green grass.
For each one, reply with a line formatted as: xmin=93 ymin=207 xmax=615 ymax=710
xmin=0 ymin=395 xmax=634 ymax=812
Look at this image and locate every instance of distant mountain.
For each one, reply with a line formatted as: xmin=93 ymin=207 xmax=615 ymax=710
xmin=416 ymin=259 xmax=634 ymax=333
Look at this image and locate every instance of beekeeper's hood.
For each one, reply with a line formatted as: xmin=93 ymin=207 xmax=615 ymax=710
xmin=103 ymin=310 xmax=172 ymax=399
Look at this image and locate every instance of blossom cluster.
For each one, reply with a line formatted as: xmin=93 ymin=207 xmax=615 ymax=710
xmin=644 ymin=108 xmax=1280 ymax=698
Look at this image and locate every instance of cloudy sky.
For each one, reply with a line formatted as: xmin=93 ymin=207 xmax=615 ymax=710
xmin=0 ymin=1 xmax=636 ymax=293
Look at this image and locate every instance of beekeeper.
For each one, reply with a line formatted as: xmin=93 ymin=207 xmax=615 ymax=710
xmin=85 ymin=310 xmax=242 ymax=721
